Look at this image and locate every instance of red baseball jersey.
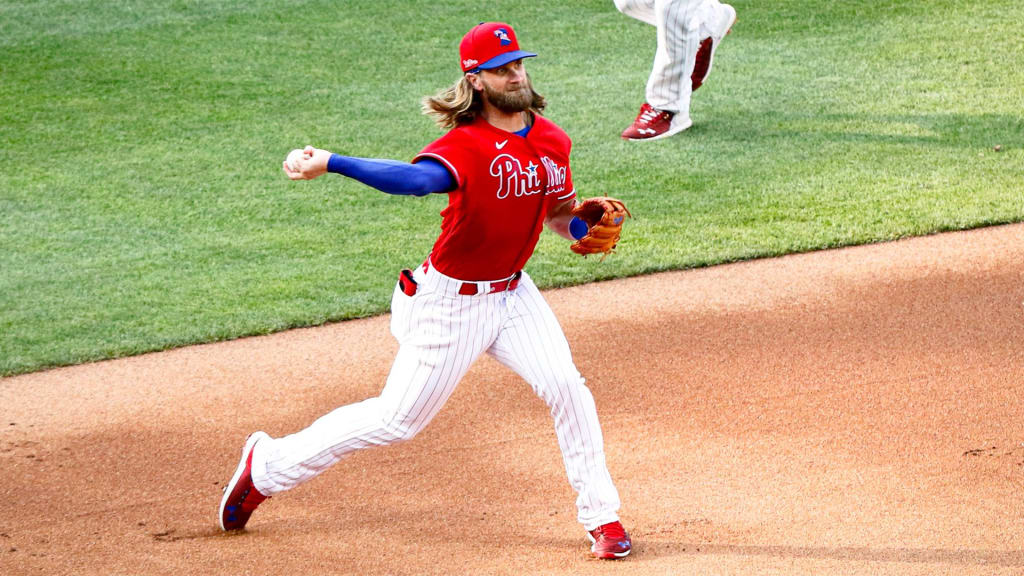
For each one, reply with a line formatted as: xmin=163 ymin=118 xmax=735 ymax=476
xmin=412 ymin=114 xmax=576 ymax=281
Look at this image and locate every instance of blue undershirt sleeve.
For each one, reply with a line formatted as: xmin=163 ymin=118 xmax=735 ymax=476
xmin=569 ymin=216 xmax=589 ymax=240
xmin=326 ymin=155 xmax=454 ymax=196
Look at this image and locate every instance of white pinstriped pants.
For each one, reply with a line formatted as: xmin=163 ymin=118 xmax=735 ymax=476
xmin=250 ymin=265 xmax=622 ymax=530
xmin=615 ymin=0 xmax=729 ymax=115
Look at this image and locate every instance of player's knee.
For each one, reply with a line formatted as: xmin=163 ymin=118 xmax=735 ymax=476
xmin=380 ymin=413 xmax=422 ymax=443
xmin=612 ymin=0 xmax=632 ymax=15
xmin=545 ymin=374 xmax=591 ymax=405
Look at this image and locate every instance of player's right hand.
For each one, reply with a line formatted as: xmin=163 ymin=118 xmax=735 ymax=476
xmin=283 ymin=145 xmax=331 ymax=180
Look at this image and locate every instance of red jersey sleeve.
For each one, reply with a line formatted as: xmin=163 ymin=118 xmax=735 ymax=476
xmin=412 ymin=130 xmax=471 ymax=190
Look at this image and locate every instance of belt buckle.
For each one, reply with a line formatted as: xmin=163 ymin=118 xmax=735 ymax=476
xmin=458 ymin=272 xmax=520 ymax=296
xmin=489 ymin=272 xmax=520 ymax=294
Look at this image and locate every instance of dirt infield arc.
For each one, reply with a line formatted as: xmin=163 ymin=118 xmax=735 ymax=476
xmin=2 ymin=223 xmax=1022 ymax=575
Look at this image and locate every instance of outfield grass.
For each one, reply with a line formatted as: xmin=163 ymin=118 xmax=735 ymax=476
xmin=1 ymin=0 xmax=1022 ymax=376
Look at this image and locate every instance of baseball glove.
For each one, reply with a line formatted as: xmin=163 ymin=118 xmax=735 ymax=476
xmin=570 ymin=196 xmax=631 ymax=258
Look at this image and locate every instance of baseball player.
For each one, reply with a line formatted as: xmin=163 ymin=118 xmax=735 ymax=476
xmin=616 ymin=0 xmax=737 ymax=140
xmin=218 ymin=22 xmax=633 ymax=559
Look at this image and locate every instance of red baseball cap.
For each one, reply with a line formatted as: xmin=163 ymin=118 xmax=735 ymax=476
xmin=459 ymin=22 xmax=537 ymax=73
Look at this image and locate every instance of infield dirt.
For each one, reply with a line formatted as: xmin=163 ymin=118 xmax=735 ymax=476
xmin=2 ymin=223 xmax=1022 ymax=575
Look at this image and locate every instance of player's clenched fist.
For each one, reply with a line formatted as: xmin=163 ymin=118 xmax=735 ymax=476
xmin=283 ymin=145 xmax=331 ymax=180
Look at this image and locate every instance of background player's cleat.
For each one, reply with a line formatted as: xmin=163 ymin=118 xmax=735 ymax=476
xmin=692 ymin=3 xmax=737 ymax=91
xmin=219 ymin=431 xmax=270 ymax=531
xmin=621 ymin=102 xmax=693 ymax=141
xmin=712 ymin=3 xmax=738 ymax=44
xmin=587 ymin=521 xmax=632 ymax=559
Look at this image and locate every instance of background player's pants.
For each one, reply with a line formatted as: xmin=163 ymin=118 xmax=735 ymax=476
xmin=615 ymin=0 xmax=730 ymax=116
xmin=250 ymin=265 xmax=622 ymax=530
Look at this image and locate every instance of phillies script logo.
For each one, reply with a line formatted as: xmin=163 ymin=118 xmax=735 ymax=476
xmin=489 ymin=154 xmax=567 ymax=199
xmin=540 ymin=156 xmax=566 ymax=195
xmin=490 ymin=154 xmax=542 ymax=199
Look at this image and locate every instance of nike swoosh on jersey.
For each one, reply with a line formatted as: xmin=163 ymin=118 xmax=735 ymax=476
xmin=495 ymin=140 xmax=508 ymax=150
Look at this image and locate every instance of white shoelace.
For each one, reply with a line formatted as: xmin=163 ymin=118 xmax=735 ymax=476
xmin=638 ymin=108 xmax=666 ymax=125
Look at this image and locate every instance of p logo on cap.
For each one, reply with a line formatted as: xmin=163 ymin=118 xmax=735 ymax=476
xmin=459 ymin=22 xmax=537 ymax=73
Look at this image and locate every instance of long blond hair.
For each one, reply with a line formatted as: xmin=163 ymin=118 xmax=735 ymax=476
xmin=421 ymin=74 xmax=546 ymax=130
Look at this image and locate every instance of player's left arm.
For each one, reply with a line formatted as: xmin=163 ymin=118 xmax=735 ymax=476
xmin=543 ymin=148 xmax=586 ymax=241
xmin=545 ymin=196 xmax=587 ymax=241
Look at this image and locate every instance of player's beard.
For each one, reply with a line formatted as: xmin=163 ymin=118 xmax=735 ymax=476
xmin=481 ymin=77 xmax=534 ymax=113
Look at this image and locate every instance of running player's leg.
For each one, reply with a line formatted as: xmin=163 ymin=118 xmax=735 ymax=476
xmin=488 ymin=273 xmax=621 ymax=530
xmin=251 ymin=283 xmax=498 ymax=495
xmin=646 ymin=0 xmax=705 ymax=116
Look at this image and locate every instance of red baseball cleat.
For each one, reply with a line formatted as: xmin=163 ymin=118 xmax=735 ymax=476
xmin=692 ymin=3 xmax=737 ymax=91
xmin=621 ymin=102 xmax=693 ymax=141
xmin=218 ymin=431 xmax=270 ymax=531
xmin=587 ymin=521 xmax=632 ymax=559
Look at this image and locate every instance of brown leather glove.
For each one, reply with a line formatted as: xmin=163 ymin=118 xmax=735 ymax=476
xmin=570 ymin=197 xmax=631 ymax=258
